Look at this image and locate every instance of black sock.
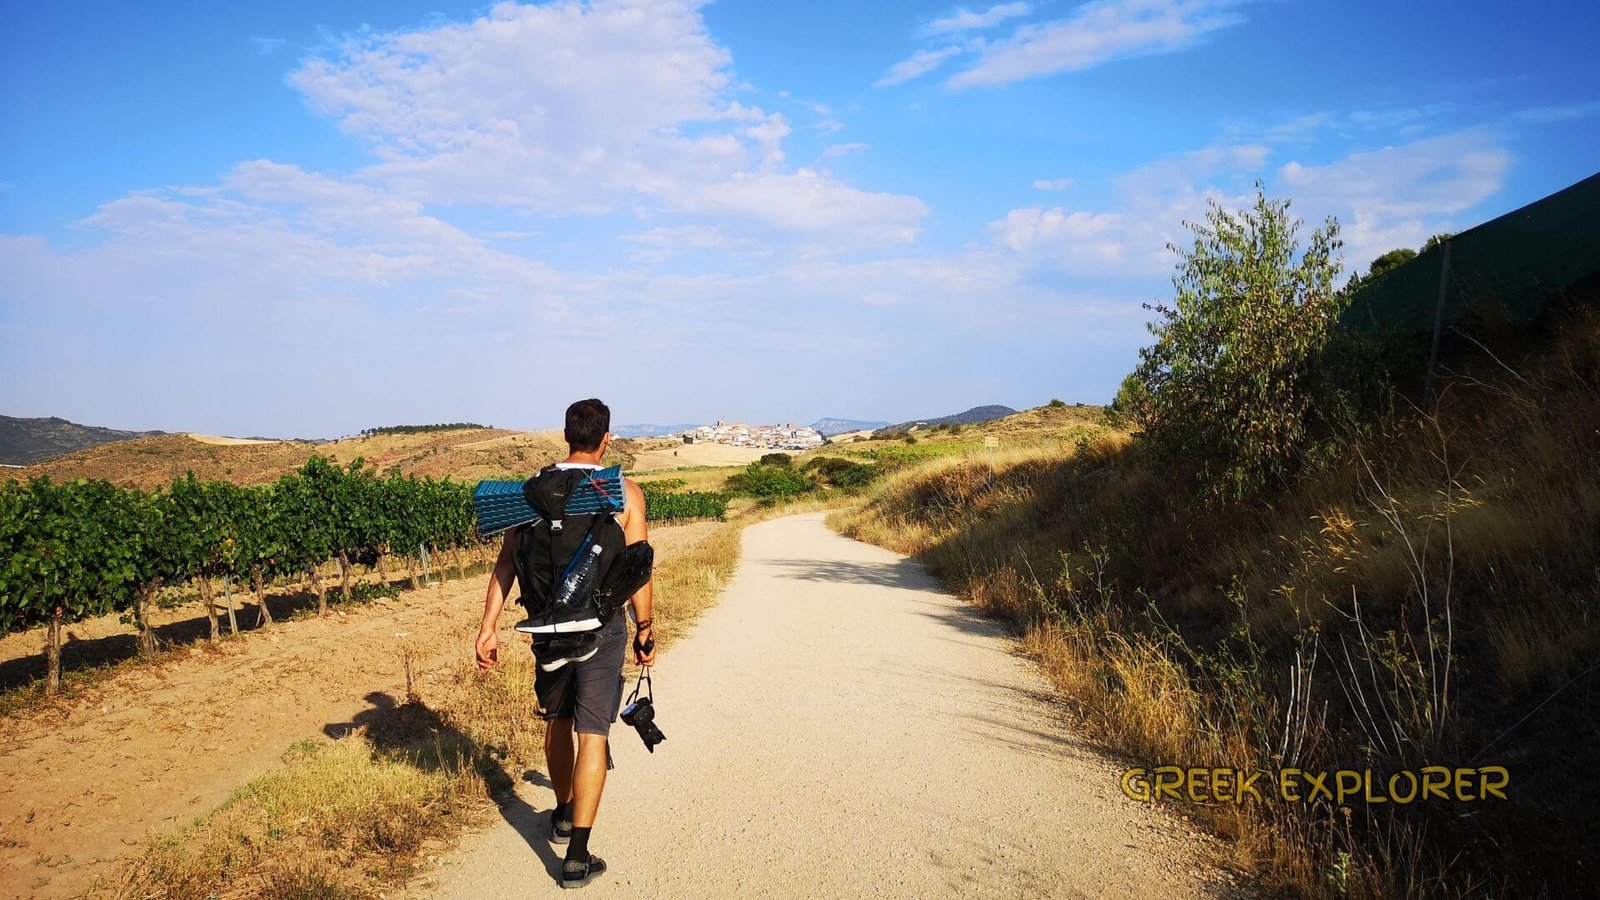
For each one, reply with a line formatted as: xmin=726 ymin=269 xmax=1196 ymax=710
xmin=565 ymin=826 xmax=592 ymax=864
xmin=555 ymin=801 xmax=573 ymax=822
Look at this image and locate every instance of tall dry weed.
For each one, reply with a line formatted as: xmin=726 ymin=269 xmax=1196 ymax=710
xmin=834 ymin=309 xmax=1600 ymax=897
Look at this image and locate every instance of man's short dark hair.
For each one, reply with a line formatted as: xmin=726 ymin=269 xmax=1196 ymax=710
xmin=565 ymin=398 xmax=610 ymax=452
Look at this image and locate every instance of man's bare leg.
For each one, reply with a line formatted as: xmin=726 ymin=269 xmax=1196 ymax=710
xmin=571 ymin=733 xmax=609 ymax=828
xmin=546 ymin=717 xmax=576 ymax=805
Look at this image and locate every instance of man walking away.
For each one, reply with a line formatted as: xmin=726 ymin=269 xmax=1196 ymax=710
xmin=475 ymin=398 xmax=656 ymax=889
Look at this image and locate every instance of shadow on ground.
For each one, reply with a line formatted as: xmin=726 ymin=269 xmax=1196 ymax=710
xmin=0 ymin=562 xmax=493 ymax=694
xmin=763 ymin=555 xmax=944 ymax=590
xmin=324 ymin=690 xmax=567 ymax=885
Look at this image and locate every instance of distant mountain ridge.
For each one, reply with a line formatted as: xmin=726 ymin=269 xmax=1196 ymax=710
xmin=811 ymin=417 xmax=890 ymax=437
xmin=613 ymin=423 xmax=702 ymax=438
xmin=875 ymin=405 xmax=1017 ymax=436
xmin=1 ymin=415 xmax=168 ymax=466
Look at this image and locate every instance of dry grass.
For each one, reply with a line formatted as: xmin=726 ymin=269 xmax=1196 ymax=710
xmin=814 ymin=403 xmax=1115 ymax=464
xmin=632 ymin=463 xmax=746 ymax=492
xmin=107 ymin=733 xmax=485 ymax=900
xmin=99 ymin=516 xmax=747 ymax=899
xmin=21 ymin=427 xmax=643 ymax=490
xmin=832 ymin=310 xmax=1600 ymax=898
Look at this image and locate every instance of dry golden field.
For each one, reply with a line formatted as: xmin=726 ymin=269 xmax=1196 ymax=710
xmin=19 ymin=428 xmax=645 ymax=489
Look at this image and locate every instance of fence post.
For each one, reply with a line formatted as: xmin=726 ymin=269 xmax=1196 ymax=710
xmin=1424 ymin=241 xmax=1453 ymax=400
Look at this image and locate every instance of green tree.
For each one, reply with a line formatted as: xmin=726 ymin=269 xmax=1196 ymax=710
xmin=724 ymin=460 xmax=812 ymax=499
xmin=1421 ymin=232 xmax=1454 ymax=252
xmin=1367 ymin=247 xmax=1417 ymax=277
xmin=801 ymin=457 xmax=878 ymax=490
xmin=1132 ymin=184 xmax=1344 ymax=499
xmin=1109 ymin=372 xmax=1150 ymax=428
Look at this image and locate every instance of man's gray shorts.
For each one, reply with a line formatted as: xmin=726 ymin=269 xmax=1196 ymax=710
xmin=533 ymin=615 xmax=626 ymax=736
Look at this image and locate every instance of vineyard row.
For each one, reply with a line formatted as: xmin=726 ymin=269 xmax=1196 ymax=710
xmin=1 ymin=456 xmax=728 ymax=691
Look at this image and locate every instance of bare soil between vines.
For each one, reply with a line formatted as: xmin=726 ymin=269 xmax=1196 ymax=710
xmin=0 ymin=522 xmax=718 ymax=899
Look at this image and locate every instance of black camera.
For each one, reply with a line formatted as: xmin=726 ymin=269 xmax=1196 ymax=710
xmin=620 ymin=670 xmax=666 ymax=752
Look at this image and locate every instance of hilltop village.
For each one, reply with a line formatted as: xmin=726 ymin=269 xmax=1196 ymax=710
xmin=679 ymin=420 xmax=825 ymax=450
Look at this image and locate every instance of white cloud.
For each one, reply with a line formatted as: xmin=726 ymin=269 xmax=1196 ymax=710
xmin=984 ymin=130 xmax=1509 ymax=283
xmin=1241 ymin=105 xmax=1457 ymax=145
xmin=874 ymin=46 xmax=965 ymax=88
xmin=0 ymin=177 xmax=1127 ymax=434
xmin=1032 ymin=177 xmax=1075 ymax=190
xmin=819 ymin=142 xmax=870 ymax=161
xmin=801 ymin=100 xmax=843 ymax=134
xmin=670 ymin=169 xmax=929 ymax=249
xmin=1516 ymin=100 xmax=1600 ymax=123
xmin=1277 ymin=128 xmax=1511 ymax=268
xmin=289 ymin=0 xmax=924 ymax=243
xmin=999 ymin=142 xmax=1270 ymax=277
xmin=923 ymin=3 xmax=1032 ymax=36
xmin=990 ymin=207 xmax=1129 ymax=258
xmin=948 ymin=0 xmax=1249 ymax=89
xmin=251 ymin=36 xmax=286 ymax=56
xmin=2 ymin=5 xmax=1527 ymax=435
xmin=623 ymin=224 xmax=760 ymax=264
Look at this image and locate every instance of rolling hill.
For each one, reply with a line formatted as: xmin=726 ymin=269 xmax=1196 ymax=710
xmin=16 ymin=427 xmax=641 ymax=490
xmin=810 ymin=417 xmax=890 ymax=437
xmin=0 ymin=415 xmax=168 ymax=466
xmin=874 ymin=404 xmax=1018 ymax=436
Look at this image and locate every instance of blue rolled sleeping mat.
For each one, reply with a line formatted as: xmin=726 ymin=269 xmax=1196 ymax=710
xmin=472 ymin=465 xmax=626 ymax=537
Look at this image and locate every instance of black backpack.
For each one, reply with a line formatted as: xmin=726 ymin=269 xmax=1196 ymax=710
xmin=512 ymin=465 xmax=627 ymax=618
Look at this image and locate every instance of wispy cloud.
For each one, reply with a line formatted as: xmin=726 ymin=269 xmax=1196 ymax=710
xmin=250 ymin=36 xmax=286 ymax=56
xmin=923 ymin=3 xmax=1032 ymax=36
xmin=874 ymin=46 xmax=965 ymax=88
xmin=1032 ymin=177 xmax=1075 ymax=190
xmin=820 ymin=142 xmax=870 ymax=161
xmin=803 ymin=100 xmax=843 ymax=134
xmin=985 ymin=129 xmax=1509 ymax=283
xmin=1221 ymin=103 xmax=1458 ymax=148
xmin=1277 ymin=128 xmax=1511 ymax=266
xmin=1515 ymin=100 xmax=1600 ymax=123
xmin=948 ymin=0 xmax=1251 ymax=88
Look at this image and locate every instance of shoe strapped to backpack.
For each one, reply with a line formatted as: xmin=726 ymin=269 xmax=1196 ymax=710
xmin=533 ymin=631 xmax=604 ymax=672
xmin=509 ymin=465 xmax=629 ymax=634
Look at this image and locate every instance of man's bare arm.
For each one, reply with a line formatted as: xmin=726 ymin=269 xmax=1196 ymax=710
xmin=474 ymin=527 xmax=518 ymax=670
xmin=622 ymin=479 xmax=655 ymax=666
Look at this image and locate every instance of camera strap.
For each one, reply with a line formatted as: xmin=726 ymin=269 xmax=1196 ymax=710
xmin=625 ymin=666 xmax=653 ymax=707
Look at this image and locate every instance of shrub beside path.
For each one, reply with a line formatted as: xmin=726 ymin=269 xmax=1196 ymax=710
xmin=413 ymin=513 xmax=1231 ymax=899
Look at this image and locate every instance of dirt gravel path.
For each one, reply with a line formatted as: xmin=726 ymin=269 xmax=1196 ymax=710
xmin=412 ymin=513 xmax=1228 ymax=899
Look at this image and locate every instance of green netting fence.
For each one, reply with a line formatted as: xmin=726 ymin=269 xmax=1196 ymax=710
xmin=1341 ymin=171 xmax=1600 ymax=334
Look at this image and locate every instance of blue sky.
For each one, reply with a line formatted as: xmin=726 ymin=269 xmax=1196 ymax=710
xmin=3 ymin=0 xmax=1597 ymax=437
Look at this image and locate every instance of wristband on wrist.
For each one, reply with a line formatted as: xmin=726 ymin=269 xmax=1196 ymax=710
xmin=634 ymin=618 xmax=653 ymax=631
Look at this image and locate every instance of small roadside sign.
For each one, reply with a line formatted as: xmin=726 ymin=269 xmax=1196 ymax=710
xmin=983 ymin=436 xmax=999 ymax=449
